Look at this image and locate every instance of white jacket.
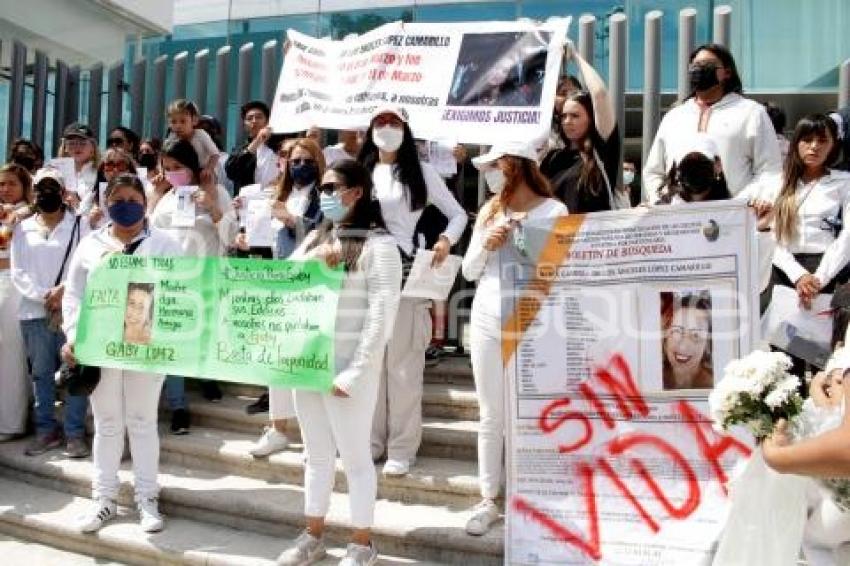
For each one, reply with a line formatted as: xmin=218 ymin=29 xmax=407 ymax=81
xmin=643 ymin=93 xmax=782 ymax=202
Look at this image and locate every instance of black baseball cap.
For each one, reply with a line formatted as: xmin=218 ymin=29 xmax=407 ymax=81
xmin=62 ymin=122 xmax=95 ymax=140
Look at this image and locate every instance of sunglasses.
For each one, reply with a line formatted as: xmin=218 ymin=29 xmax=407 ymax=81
xmin=318 ymin=182 xmax=351 ymax=196
xmin=290 ymin=158 xmax=316 ymax=166
xmin=107 ymin=137 xmax=127 ymax=147
xmin=373 ymin=116 xmax=403 ymax=128
xmin=64 ymin=138 xmax=89 ymax=148
xmin=102 ymin=161 xmax=130 ymax=172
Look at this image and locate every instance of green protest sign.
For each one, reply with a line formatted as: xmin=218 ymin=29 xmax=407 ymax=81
xmin=75 ymin=256 xmax=345 ymax=391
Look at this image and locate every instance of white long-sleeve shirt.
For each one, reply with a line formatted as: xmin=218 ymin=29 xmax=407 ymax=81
xmin=11 ymin=210 xmax=89 ymax=320
xmin=643 ymin=93 xmax=782 ymax=202
xmin=772 ymin=170 xmax=850 ymax=286
xmin=291 ymin=230 xmax=402 ymax=394
xmin=462 ymin=198 xmax=567 ymax=317
xmin=254 ymin=144 xmax=280 ymax=187
xmin=148 ymin=184 xmax=238 ymax=257
xmin=62 ymin=224 xmax=182 ymax=344
xmin=373 ymin=161 xmax=467 ymax=255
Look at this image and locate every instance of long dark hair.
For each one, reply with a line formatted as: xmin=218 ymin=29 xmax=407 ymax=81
xmin=307 ymin=159 xmax=388 ymax=271
xmin=561 ymin=90 xmax=604 ymax=196
xmin=160 ymin=138 xmax=202 ymax=182
xmin=774 ymin=114 xmax=840 ymax=244
xmin=358 ymin=121 xmax=428 ymax=211
xmin=658 ymin=155 xmax=731 ymax=204
xmin=688 ymin=43 xmax=743 ymax=96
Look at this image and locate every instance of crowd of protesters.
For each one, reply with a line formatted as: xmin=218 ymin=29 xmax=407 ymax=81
xmin=4 ymin=38 xmax=850 ymax=565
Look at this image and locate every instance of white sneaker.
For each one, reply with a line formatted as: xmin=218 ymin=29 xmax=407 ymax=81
xmin=339 ymin=542 xmax=378 ymax=566
xmin=250 ymin=427 xmax=290 ymax=457
xmin=79 ymin=498 xmax=117 ymax=533
xmin=276 ymin=531 xmax=327 ymax=566
xmin=465 ymin=499 xmax=500 ymax=536
xmin=382 ymin=457 xmax=413 ymax=477
xmin=138 ymin=497 xmax=164 ymax=533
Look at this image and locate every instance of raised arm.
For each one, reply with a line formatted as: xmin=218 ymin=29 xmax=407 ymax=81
xmin=569 ymin=44 xmax=616 ymax=141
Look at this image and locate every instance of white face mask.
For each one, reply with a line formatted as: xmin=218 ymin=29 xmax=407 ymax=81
xmin=372 ymin=125 xmax=404 ymax=152
xmin=623 ymin=170 xmax=635 ymax=186
xmin=484 ymin=168 xmax=506 ymax=194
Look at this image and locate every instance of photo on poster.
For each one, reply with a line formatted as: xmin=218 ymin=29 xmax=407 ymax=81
xmin=124 ymin=282 xmax=155 ymax=345
xmin=445 ymin=31 xmax=549 ymax=107
xmin=659 ymin=290 xmax=714 ymax=390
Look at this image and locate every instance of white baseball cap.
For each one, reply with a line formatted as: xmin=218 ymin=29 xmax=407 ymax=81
xmin=472 ymin=141 xmax=539 ymax=169
xmin=370 ymin=105 xmax=409 ymax=123
xmin=33 ymin=167 xmax=65 ymax=188
xmin=675 ymin=132 xmax=719 ymax=164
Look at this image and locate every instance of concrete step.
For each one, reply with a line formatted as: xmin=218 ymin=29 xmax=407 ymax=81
xmin=208 ymin=380 xmax=480 ymax=421
xmin=0 ymin=531 xmax=126 ymax=565
xmin=158 ymin=425 xmax=481 ymax=507
xmin=0 ymin=476 xmax=448 ymax=565
xmin=179 ymin=393 xmax=479 ymax=461
xmin=0 ymin=441 xmax=502 ymax=564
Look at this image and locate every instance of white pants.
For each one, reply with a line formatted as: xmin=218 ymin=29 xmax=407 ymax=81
xmin=294 ymin=373 xmax=379 ymax=528
xmin=0 ymin=273 xmax=27 ymax=435
xmin=470 ymin=304 xmax=504 ymax=499
xmin=269 ymin=387 xmax=296 ymax=420
xmin=90 ymin=368 xmax=164 ymax=501
xmin=371 ymin=297 xmax=431 ymax=461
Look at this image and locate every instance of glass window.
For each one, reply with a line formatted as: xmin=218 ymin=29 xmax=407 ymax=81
xmin=414 ymin=2 xmax=518 ymax=23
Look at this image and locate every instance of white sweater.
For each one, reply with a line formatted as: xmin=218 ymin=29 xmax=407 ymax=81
xmin=643 ymin=93 xmax=782 ymax=202
xmin=62 ymin=224 xmax=182 ymax=344
xmin=291 ymin=229 xmax=402 ymax=394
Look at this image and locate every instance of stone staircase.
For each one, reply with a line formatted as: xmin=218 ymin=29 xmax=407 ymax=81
xmin=0 ymin=357 xmax=503 ymax=565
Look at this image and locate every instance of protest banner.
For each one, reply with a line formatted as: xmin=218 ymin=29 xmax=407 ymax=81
xmin=501 ymin=202 xmax=759 ymax=565
xmin=75 ymin=257 xmax=344 ymax=391
xmin=269 ymin=18 xmax=569 ymax=145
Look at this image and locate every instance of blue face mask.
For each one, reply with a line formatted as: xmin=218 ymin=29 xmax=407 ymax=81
xmin=320 ymin=192 xmax=350 ymax=223
xmin=108 ymin=201 xmax=146 ymax=227
xmin=291 ymin=163 xmax=318 ymax=186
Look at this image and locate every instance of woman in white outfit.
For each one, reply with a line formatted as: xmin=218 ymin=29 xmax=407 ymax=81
xmin=276 ymin=159 xmax=401 ymax=566
xmin=461 ymin=141 xmax=567 ymax=536
xmin=249 ymin=138 xmax=326 ymax=458
xmin=359 ymin=106 xmax=467 ymax=476
xmin=0 ymin=164 xmax=32 ymax=441
xmin=61 ymin=174 xmax=182 ymax=533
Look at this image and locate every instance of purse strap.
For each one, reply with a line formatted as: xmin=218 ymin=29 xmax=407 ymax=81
xmin=54 ymin=215 xmax=81 ymax=287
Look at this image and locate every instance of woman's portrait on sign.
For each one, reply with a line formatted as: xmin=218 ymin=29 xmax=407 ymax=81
xmin=124 ymin=282 xmax=155 ymax=345
xmin=661 ymin=290 xmax=714 ymax=390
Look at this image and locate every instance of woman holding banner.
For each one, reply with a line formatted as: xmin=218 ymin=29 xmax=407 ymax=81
xmin=461 ymin=141 xmax=567 ymax=536
xmin=247 ymin=137 xmax=325 ymax=457
xmin=541 ymin=45 xmax=619 ymax=213
xmin=148 ymin=138 xmax=238 ymax=431
xmin=359 ymin=106 xmax=467 ymax=477
xmin=276 ymin=159 xmax=401 ymax=566
xmin=61 ymin=173 xmax=182 ymax=533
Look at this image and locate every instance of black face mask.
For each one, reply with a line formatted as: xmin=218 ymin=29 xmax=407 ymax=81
xmin=138 ymin=153 xmax=157 ymax=169
xmin=688 ymin=62 xmax=720 ymax=92
xmin=36 ymin=191 xmax=63 ymax=213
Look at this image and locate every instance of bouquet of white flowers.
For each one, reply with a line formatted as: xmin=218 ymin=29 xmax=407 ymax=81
xmin=709 ymin=350 xmax=804 ymax=440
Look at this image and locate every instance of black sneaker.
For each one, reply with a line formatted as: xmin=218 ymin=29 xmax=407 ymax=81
xmin=245 ymin=392 xmax=269 ymax=415
xmin=425 ymin=344 xmax=444 ymax=367
xmin=200 ymin=380 xmax=223 ymax=402
xmin=170 ymin=408 xmax=190 ymax=435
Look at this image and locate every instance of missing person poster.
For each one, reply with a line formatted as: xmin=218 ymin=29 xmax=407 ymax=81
xmin=75 ymin=257 xmax=344 ymax=391
xmin=501 ymin=202 xmax=759 ymax=565
xmin=269 ymin=18 xmax=569 ymax=144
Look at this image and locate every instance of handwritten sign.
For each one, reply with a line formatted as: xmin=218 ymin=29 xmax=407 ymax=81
xmin=75 ymin=256 xmax=344 ymax=391
xmin=502 ymin=202 xmax=759 ymax=564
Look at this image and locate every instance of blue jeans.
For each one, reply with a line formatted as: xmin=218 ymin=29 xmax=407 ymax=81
xmin=20 ymin=318 xmax=88 ymax=439
xmin=164 ymin=375 xmax=187 ymax=410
